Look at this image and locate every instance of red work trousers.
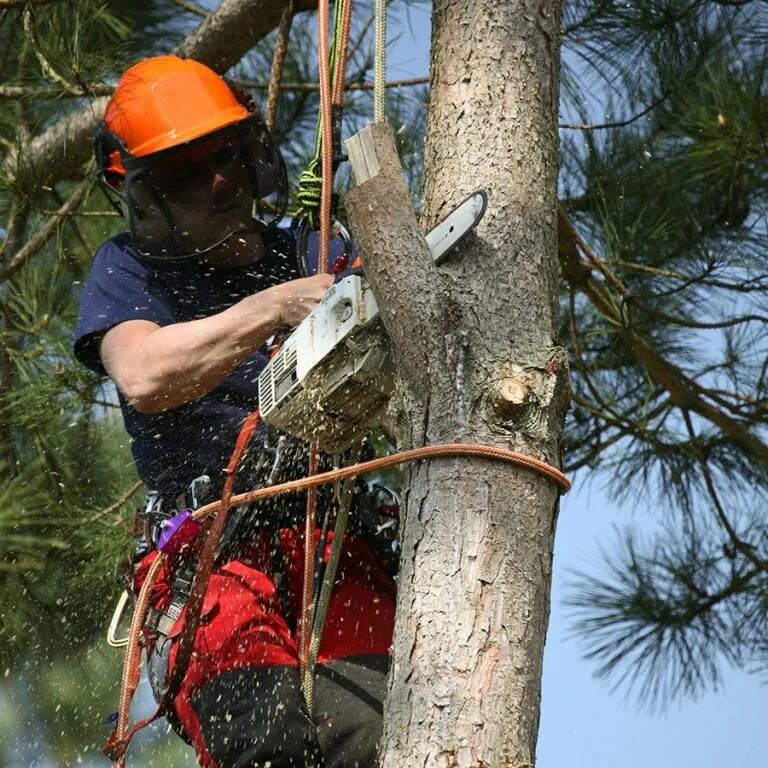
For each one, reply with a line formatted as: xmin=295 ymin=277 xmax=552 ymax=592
xmin=136 ymin=528 xmax=396 ymax=767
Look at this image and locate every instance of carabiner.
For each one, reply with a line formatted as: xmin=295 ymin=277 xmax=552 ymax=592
xmin=106 ymin=590 xmax=132 ymax=648
xmin=292 ymin=216 xmax=354 ymax=276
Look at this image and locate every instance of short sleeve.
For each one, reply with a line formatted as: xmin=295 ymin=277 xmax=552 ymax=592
xmin=73 ymin=234 xmax=175 ymax=374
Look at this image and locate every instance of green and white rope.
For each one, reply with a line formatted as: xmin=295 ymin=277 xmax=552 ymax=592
xmin=295 ymin=0 xmax=349 ymax=229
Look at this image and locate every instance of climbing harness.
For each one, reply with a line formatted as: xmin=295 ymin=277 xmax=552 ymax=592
xmin=104 ymin=424 xmax=570 ymax=765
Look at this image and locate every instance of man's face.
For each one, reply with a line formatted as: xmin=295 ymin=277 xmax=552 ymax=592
xmin=128 ymin=131 xmax=255 ymax=258
xmin=122 ymin=116 xmax=285 ymax=263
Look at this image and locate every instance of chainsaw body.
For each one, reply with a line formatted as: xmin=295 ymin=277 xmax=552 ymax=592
xmin=257 ymin=190 xmax=487 ymax=453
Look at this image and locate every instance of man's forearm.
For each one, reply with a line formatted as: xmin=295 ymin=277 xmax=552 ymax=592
xmin=103 ymin=292 xmax=280 ymax=413
xmin=101 ymin=273 xmax=334 ymax=413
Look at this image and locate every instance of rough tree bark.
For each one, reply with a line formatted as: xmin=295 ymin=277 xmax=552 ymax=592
xmin=346 ymin=1 xmax=566 ymax=766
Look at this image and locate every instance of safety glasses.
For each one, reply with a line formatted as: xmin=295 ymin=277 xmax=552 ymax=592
xmin=96 ymin=114 xmax=288 ymax=260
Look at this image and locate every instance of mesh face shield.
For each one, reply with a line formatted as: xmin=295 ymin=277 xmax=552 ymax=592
xmin=97 ymin=114 xmax=288 ymax=261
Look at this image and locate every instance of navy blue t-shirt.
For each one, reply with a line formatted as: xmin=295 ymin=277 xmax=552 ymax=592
xmin=74 ymin=227 xmax=344 ymax=495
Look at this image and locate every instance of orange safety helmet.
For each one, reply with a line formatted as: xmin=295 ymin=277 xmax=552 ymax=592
xmin=95 ymin=55 xmax=287 ymax=260
xmin=100 ymin=56 xmax=250 ymax=180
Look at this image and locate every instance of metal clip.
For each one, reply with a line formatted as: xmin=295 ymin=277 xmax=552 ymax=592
xmin=371 ymin=481 xmax=401 ymax=513
xmin=141 ymin=491 xmax=168 ymax=548
xmin=107 ymin=590 xmax=132 ymax=648
xmin=265 ymin=435 xmax=287 ymax=486
xmin=188 ymin=474 xmax=212 ymax=510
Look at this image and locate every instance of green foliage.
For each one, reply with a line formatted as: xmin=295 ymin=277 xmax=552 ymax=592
xmin=560 ymin=0 xmax=768 ymax=708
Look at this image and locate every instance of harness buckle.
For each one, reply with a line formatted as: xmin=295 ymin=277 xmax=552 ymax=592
xmin=188 ymin=474 xmax=213 ymax=509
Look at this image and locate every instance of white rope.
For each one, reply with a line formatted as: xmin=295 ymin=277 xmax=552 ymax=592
xmin=374 ymin=0 xmax=386 ymax=122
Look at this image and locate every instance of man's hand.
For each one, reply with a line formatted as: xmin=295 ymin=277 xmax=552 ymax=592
xmin=269 ymin=274 xmax=334 ymax=328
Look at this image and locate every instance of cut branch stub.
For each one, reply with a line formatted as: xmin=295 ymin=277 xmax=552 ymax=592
xmin=345 ymin=122 xmax=440 ymax=389
xmin=486 ymin=352 xmax=570 ymax=445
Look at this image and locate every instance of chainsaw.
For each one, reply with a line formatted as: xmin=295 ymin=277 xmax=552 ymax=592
xmin=257 ymin=190 xmax=487 ymax=452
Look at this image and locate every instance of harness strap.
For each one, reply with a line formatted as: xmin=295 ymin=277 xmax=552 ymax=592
xmin=159 ymin=412 xmax=262 ymax=711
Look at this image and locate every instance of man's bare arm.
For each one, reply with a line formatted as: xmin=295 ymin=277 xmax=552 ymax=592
xmin=100 ymin=274 xmax=334 ymax=414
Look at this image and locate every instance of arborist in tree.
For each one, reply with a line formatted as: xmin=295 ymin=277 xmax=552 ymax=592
xmin=73 ymin=55 xmax=397 ymax=768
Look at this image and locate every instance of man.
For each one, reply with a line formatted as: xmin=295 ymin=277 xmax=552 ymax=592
xmin=74 ymin=55 xmax=396 ymax=767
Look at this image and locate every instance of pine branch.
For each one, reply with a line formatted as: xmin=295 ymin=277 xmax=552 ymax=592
xmin=169 ymin=0 xmax=208 ymax=17
xmin=567 ymin=532 xmax=763 ymax=706
xmin=239 ymin=75 xmax=430 ymax=92
xmin=23 ymin=7 xmax=101 ymax=97
xmin=630 ymin=298 xmax=768 ymax=331
xmin=0 ymin=0 xmax=62 ymax=7
xmin=614 ymin=257 xmax=768 ymax=295
xmin=0 ymin=7 xmax=19 ymax=82
xmin=0 ymin=200 xmax=31 ymax=263
xmin=80 ymin=481 xmax=143 ymax=524
xmin=565 ymin=393 xmax=673 ymax=473
xmin=0 ymin=83 xmax=112 ymax=99
xmin=47 ymin=185 xmax=90 ymax=277
xmin=3 ymin=0 xmax=318 ymax=191
xmin=36 ymin=209 xmax=117 ymax=217
xmin=561 ymin=0 xmax=614 ymax=37
xmin=0 ymin=348 xmax=15 ymax=467
xmin=560 ymin=90 xmax=670 ymax=130
xmin=0 ymin=175 xmax=92 ymax=281
xmin=559 ymin=206 xmax=768 ymax=467
xmin=177 ymin=0 xmax=316 ymax=70
xmin=682 ymin=410 xmax=768 ymax=573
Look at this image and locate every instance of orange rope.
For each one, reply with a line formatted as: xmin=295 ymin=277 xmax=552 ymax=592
xmin=104 ymin=553 xmax=165 ymax=767
xmin=193 ymin=443 xmax=570 ymax=522
xmin=332 ymin=0 xmax=353 ymax=108
xmin=317 ymin=0 xmax=333 ymax=271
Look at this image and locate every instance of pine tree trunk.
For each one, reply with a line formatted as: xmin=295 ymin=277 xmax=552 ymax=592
xmin=351 ymin=2 xmax=566 ymax=766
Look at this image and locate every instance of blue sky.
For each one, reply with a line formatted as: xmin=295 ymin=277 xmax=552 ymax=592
xmin=389 ymin=4 xmax=767 ymax=767
xmin=540 ymin=482 xmax=768 ymax=768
